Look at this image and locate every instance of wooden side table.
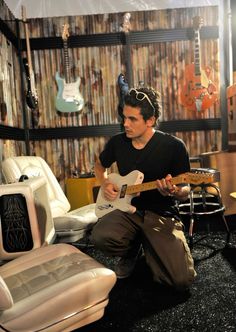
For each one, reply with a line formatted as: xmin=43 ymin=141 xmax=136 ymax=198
xmin=66 ymin=177 xmax=100 ymax=210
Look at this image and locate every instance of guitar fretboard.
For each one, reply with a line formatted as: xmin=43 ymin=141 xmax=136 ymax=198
xmin=63 ymin=39 xmax=70 ymax=83
xmin=194 ymin=29 xmax=201 ymax=77
xmin=126 ymin=174 xmax=187 ymax=195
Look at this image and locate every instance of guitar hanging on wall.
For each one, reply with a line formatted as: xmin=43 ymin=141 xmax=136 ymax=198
xmin=21 ymin=6 xmax=38 ymax=111
xmin=179 ymin=16 xmax=218 ymax=112
xmin=21 ymin=6 xmax=40 ymax=129
xmin=117 ymin=13 xmax=131 ymax=119
xmin=55 ymin=24 xmax=84 ymax=113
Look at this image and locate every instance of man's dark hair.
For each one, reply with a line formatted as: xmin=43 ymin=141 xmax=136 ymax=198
xmin=124 ymin=87 xmax=162 ymax=123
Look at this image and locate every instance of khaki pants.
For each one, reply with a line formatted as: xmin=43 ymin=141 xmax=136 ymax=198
xmin=90 ymin=209 xmax=196 ymax=289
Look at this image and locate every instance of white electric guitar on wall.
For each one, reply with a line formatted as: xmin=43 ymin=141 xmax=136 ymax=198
xmin=55 ymin=24 xmax=84 ymax=113
xmin=95 ymin=169 xmax=220 ymax=218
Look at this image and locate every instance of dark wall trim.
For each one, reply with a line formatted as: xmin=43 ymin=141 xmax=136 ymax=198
xmin=29 ymin=119 xmax=221 ymax=140
xmin=0 ymin=119 xmax=221 ymax=141
xmin=22 ymin=26 xmax=218 ymax=51
xmin=0 ymin=125 xmax=25 ymax=140
xmin=130 ymin=26 xmax=218 ymax=44
xmin=0 ymin=18 xmax=18 ymax=48
xmin=29 ymin=124 xmax=122 ymax=140
xmin=0 ymin=17 xmax=218 ymax=52
xmin=159 ymin=118 xmax=221 ymax=133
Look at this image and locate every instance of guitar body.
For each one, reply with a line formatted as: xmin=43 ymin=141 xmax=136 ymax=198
xmin=117 ymin=73 xmax=129 ymax=118
xmin=180 ymin=63 xmax=218 ymax=111
xmin=23 ymin=58 xmax=38 ymax=110
xmin=95 ymin=170 xmax=144 ymax=218
xmin=55 ymin=72 xmax=84 ymax=113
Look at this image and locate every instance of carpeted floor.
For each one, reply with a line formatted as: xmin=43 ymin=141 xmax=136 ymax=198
xmin=76 ymin=216 xmax=236 ymax=332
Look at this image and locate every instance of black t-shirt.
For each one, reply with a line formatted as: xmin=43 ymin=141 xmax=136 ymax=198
xmin=99 ymin=130 xmax=190 ymax=216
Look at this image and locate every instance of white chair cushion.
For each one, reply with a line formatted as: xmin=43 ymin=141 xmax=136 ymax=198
xmin=2 ymin=156 xmax=98 ymax=243
xmin=54 ymin=204 xmax=98 ymax=242
xmin=2 ymin=156 xmax=70 ymax=217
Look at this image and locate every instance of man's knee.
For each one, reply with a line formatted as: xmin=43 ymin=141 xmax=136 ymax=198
xmin=90 ymin=222 xmax=107 ymax=248
xmin=153 ymin=270 xmax=196 ymax=290
xmin=172 ymin=271 xmax=196 ymax=290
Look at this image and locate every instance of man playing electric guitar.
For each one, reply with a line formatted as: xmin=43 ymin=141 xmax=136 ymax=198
xmin=91 ymin=86 xmax=196 ymax=290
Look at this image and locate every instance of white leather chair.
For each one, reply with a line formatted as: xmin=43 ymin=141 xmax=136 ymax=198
xmin=0 ymin=177 xmax=55 ymax=260
xmin=2 ymin=156 xmax=98 ymax=243
xmin=0 ymin=243 xmax=116 ymax=332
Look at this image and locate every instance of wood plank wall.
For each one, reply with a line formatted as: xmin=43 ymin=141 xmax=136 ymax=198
xmin=0 ymin=3 xmax=221 ymax=189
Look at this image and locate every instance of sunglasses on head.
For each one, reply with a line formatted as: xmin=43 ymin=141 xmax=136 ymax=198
xmin=128 ymin=88 xmax=155 ymax=112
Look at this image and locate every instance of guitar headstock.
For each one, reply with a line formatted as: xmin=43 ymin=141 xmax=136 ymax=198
xmin=121 ymin=13 xmax=131 ymax=33
xmin=62 ymin=24 xmax=70 ymax=41
xmin=21 ymin=5 xmax=27 ymax=22
xmin=183 ymin=171 xmax=219 ymax=185
xmin=192 ymin=16 xmax=203 ymax=31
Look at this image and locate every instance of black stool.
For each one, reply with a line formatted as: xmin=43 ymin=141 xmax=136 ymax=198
xmin=178 ymin=168 xmax=231 ymax=249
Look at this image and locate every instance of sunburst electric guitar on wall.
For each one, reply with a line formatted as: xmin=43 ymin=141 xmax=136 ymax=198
xmin=95 ymin=169 xmax=220 ymax=218
xmin=180 ymin=16 xmax=218 ymax=112
xmin=21 ymin=5 xmax=40 ymax=128
xmin=55 ymin=24 xmax=84 ymax=113
xmin=22 ymin=6 xmax=38 ymax=110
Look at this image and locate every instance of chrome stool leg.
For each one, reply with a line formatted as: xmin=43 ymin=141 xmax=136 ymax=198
xmin=188 ymin=189 xmax=195 ymax=249
xmin=178 ymin=178 xmax=231 ymax=249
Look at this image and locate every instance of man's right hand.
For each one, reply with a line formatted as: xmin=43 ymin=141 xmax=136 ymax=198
xmin=102 ymin=179 xmax=119 ymax=201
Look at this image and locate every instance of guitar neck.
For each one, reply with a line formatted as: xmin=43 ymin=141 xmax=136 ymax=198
xmin=25 ymin=25 xmax=33 ymax=72
xmin=126 ymin=174 xmax=186 ymax=195
xmin=194 ymin=29 xmax=201 ymax=76
xmin=22 ymin=6 xmax=33 ymax=77
xmin=22 ymin=5 xmax=37 ymax=99
xmin=63 ymin=39 xmax=70 ymax=83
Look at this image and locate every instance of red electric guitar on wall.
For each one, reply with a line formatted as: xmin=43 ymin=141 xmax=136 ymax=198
xmin=180 ymin=16 xmax=218 ymax=112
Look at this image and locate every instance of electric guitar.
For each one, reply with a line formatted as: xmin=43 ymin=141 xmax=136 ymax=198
xmin=55 ymin=24 xmax=84 ymax=113
xmin=180 ymin=16 xmax=218 ymax=112
xmin=121 ymin=12 xmax=133 ymax=87
xmin=22 ymin=6 xmax=38 ymax=110
xmin=95 ymin=169 xmax=220 ymax=218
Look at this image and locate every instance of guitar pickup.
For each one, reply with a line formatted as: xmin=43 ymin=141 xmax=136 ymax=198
xmin=120 ymin=185 xmax=127 ymax=198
